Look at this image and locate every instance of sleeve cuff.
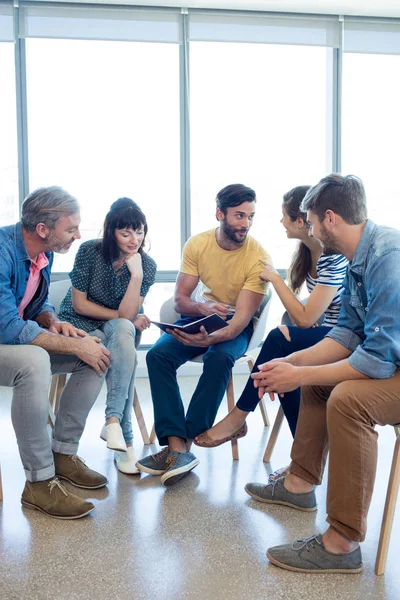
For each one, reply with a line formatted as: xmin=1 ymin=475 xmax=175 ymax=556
xmin=17 ymin=321 xmax=44 ymax=345
xmin=349 ymin=347 xmax=397 ymax=379
xmin=326 ymin=326 xmax=363 ymax=352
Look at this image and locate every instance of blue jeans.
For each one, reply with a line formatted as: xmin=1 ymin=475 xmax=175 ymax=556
xmin=146 ymin=317 xmax=254 ymax=446
xmin=236 ymin=325 xmax=332 ymax=436
xmin=91 ymin=318 xmax=138 ymax=445
xmin=0 ymin=344 xmax=104 ymax=482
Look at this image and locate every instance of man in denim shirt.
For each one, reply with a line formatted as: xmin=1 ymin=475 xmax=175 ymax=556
xmin=246 ymin=174 xmax=400 ymax=574
xmin=0 ymin=186 xmax=111 ymax=519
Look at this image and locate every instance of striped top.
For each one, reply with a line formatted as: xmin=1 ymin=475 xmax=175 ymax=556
xmin=306 ymin=253 xmax=348 ymax=326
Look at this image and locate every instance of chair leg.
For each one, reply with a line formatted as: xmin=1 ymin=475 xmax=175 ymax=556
xmin=263 ymin=404 xmax=284 ymax=463
xmin=247 ymin=357 xmax=269 ymax=426
xmin=54 ymin=374 xmax=67 ymax=415
xmin=0 ymin=461 xmax=3 ymax=502
xmin=149 ymin=425 xmax=156 ymax=444
xmin=48 ymin=375 xmax=58 ymax=429
xmin=259 ymin=398 xmax=270 ymax=427
xmin=48 ymin=374 xmax=67 ymax=430
xmin=133 ymin=388 xmax=151 ymax=445
xmin=375 ymin=434 xmax=400 ymax=575
xmin=226 ymin=376 xmax=239 ymax=460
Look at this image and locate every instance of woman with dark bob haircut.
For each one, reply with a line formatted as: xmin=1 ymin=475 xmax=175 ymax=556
xmin=59 ymin=198 xmax=156 ymax=474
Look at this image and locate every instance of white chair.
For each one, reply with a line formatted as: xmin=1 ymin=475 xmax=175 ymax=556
xmin=150 ymin=289 xmax=273 ymax=459
xmin=47 ymin=279 xmax=71 ymax=428
xmin=47 ymin=278 xmax=151 ymax=444
xmin=375 ymin=425 xmax=400 ymax=575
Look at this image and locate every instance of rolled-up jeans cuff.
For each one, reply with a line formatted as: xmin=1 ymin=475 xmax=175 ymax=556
xmin=25 ymin=463 xmax=55 ymax=483
xmin=52 ymin=439 xmax=79 ymax=455
xmin=326 ymin=516 xmax=364 ymax=543
xmin=289 ymin=461 xmax=321 ymax=486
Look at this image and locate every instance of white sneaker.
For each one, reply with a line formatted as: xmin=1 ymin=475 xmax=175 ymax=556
xmin=100 ymin=423 xmax=127 ymax=452
xmin=114 ymin=447 xmax=140 ymax=475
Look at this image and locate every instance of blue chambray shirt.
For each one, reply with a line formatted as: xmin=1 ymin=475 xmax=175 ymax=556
xmin=327 ymin=219 xmax=400 ymax=379
xmin=0 ymin=222 xmax=55 ymax=345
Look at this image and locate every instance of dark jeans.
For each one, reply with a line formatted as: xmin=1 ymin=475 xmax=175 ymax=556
xmin=146 ymin=317 xmax=253 ymax=446
xmin=236 ymin=325 xmax=332 ymax=436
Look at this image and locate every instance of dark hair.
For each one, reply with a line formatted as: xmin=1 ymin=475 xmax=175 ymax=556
xmin=301 ymin=174 xmax=367 ymax=224
xmin=216 ymin=184 xmax=256 ymax=214
xmin=102 ymin=197 xmax=148 ymax=263
xmin=283 ymin=186 xmax=312 ymax=294
xmin=21 ymin=186 xmax=79 ymax=232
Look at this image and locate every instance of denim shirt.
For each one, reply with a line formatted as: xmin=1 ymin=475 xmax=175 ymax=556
xmin=0 ymin=222 xmax=55 ymax=345
xmin=327 ymin=220 xmax=400 ymax=379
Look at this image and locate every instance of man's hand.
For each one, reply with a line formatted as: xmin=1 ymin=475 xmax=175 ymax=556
xmin=48 ymin=321 xmax=87 ymax=338
xmin=251 ymin=360 xmax=302 ymax=399
xmin=75 ymin=336 xmax=111 ymax=376
xmin=199 ymin=301 xmax=233 ymax=320
xmin=134 ymin=314 xmax=151 ymax=332
xmin=167 ymin=325 xmax=211 ymax=347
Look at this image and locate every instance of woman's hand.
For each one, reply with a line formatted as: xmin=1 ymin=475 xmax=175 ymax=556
xmin=134 ymin=314 xmax=151 ymax=332
xmin=125 ymin=253 xmax=143 ymax=278
xmin=259 ymin=259 xmax=280 ymax=283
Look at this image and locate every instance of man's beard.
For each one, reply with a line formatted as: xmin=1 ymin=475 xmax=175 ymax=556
xmin=44 ymin=232 xmax=73 ymax=254
xmin=221 ymin=220 xmax=248 ymax=245
xmin=319 ymin=225 xmax=341 ymax=256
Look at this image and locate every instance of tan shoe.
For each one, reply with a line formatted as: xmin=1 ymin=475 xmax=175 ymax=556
xmin=54 ymin=453 xmax=108 ymax=489
xmin=21 ymin=478 xmax=95 ymax=520
xmin=194 ymin=422 xmax=248 ymax=448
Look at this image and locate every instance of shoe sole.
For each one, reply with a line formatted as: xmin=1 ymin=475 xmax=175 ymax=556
xmin=266 ymin=552 xmax=363 ymax=574
xmin=21 ymin=500 xmax=95 ymax=520
xmin=135 ymin=462 xmax=166 ymax=475
xmin=245 ymin=486 xmax=317 ymax=512
xmin=161 ymin=459 xmax=200 ymax=487
xmin=115 ymin=461 xmax=140 ymax=475
xmin=100 ymin=433 xmax=127 ymax=452
xmin=56 ymin=475 xmax=108 ymax=490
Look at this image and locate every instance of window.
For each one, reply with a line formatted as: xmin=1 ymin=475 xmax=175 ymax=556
xmin=25 ymin=37 xmax=180 ymax=272
xmin=0 ymin=42 xmax=18 ymax=226
xmin=342 ymin=53 xmax=400 ymax=228
xmin=190 ymin=42 xmax=332 ymax=268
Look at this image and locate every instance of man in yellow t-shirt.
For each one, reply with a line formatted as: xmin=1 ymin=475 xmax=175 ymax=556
xmin=137 ymin=184 xmax=270 ymax=485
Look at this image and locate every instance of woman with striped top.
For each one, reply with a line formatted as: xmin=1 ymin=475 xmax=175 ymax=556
xmin=194 ymin=185 xmax=348 ymax=464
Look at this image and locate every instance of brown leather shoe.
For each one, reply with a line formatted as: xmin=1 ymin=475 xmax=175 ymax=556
xmin=54 ymin=453 xmax=108 ymax=489
xmin=194 ymin=422 xmax=248 ymax=448
xmin=21 ymin=478 xmax=95 ymax=520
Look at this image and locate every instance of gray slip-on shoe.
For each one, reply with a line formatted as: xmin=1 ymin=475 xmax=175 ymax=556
xmin=267 ymin=534 xmax=363 ymax=574
xmin=245 ymin=477 xmax=317 ymax=512
xmin=160 ymin=451 xmax=199 ymax=487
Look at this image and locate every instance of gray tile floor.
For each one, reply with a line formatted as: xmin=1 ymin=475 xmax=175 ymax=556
xmin=0 ymin=375 xmax=399 ymax=600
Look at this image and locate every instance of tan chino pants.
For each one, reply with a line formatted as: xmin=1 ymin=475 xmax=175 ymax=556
xmin=290 ymin=371 xmax=400 ymax=541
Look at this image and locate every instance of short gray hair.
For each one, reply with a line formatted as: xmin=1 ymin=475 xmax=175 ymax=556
xmin=21 ymin=186 xmax=80 ymax=232
xmin=300 ymin=174 xmax=367 ymax=225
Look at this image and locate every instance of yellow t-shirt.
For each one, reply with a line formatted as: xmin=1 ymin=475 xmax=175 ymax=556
xmin=180 ymin=229 xmax=270 ymax=307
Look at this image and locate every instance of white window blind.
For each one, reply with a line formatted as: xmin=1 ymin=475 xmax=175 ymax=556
xmin=189 ymin=12 xmax=340 ymax=47
xmin=18 ymin=5 xmax=181 ymax=43
xmin=0 ymin=3 xmax=13 ymax=42
xmin=344 ymin=18 xmax=400 ymax=55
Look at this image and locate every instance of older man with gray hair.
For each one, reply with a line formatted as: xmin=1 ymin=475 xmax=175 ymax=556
xmin=0 ymin=186 xmax=110 ymax=519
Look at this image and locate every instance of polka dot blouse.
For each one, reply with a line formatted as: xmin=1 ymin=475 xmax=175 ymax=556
xmin=59 ymin=239 xmax=157 ymax=333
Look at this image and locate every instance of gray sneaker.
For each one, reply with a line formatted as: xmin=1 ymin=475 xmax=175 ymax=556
xmin=267 ymin=534 xmax=363 ymax=574
xmin=245 ymin=477 xmax=317 ymax=512
xmin=160 ymin=451 xmax=199 ymax=487
xmin=135 ymin=447 xmax=170 ymax=475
